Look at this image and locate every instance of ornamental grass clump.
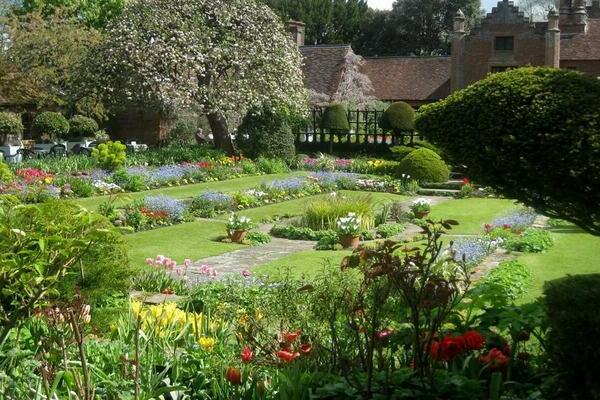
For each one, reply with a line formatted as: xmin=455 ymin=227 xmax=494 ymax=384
xmin=301 ymin=195 xmax=374 ymax=231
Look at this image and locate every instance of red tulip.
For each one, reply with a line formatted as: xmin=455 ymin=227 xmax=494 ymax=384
xmin=225 ymin=367 xmax=242 ymax=385
xmin=283 ymin=330 xmax=301 ymax=343
xmin=462 ymin=330 xmax=485 ymax=350
xmin=276 ymin=350 xmax=300 ymax=363
xmin=241 ymin=346 xmax=253 ymax=364
xmin=480 ymin=348 xmax=509 ymax=370
xmin=299 ymin=343 xmax=312 ymax=355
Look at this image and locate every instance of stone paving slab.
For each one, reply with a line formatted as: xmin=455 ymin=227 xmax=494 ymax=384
xmin=130 ymin=291 xmax=185 ymax=304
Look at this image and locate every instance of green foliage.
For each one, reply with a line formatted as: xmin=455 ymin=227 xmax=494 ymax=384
xmin=0 ymin=161 xmax=14 ymax=183
xmin=544 ymin=274 xmax=600 ymax=399
xmin=315 ymin=230 xmax=341 ymax=250
xmin=67 ymin=178 xmax=95 ymax=197
xmin=320 ymin=103 xmax=350 ymax=132
xmin=166 ymin=118 xmax=197 ymax=146
xmin=92 ymin=141 xmax=126 ymax=171
xmin=237 ymin=106 xmax=296 ymax=160
xmin=0 ymin=199 xmax=129 ymax=342
xmin=397 ymin=148 xmax=449 ymax=183
xmin=301 ymin=195 xmax=374 ymax=231
xmin=471 ymin=261 xmax=531 ymax=307
xmin=68 ymin=115 xmax=98 ymax=139
xmin=504 ymin=228 xmax=554 ymax=253
xmin=390 ymin=145 xmax=415 ymax=160
xmin=110 ymin=169 xmax=146 ymax=192
xmin=131 ymin=269 xmax=188 ymax=295
xmin=255 ymin=157 xmax=290 ymax=174
xmin=31 ymin=111 xmax=69 ymax=141
xmin=246 ymin=231 xmax=272 ymax=246
xmin=376 ymin=222 xmax=406 ymax=238
xmin=379 ymin=101 xmax=415 ymax=134
xmin=416 ymin=67 xmax=600 ymax=235
xmin=126 ymin=145 xmax=224 ymax=166
xmin=0 ymin=112 xmax=24 ymax=144
xmin=17 ymin=0 xmax=127 ymax=28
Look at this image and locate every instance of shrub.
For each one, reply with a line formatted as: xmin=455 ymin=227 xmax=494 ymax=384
xmin=68 ymin=115 xmax=99 ymax=139
xmin=320 ymin=103 xmax=349 ymax=132
xmin=167 ymin=118 xmax=197 ymax=146
xmin=315 ymin=230 xmax=340 ymax=250
xmin=544 ymin=274 xmax=600 ymax=399
xmin=256 ymin=157 xmax=289 ymax=174
xmin=504 ymin=228 xmax=554 ymax=253
xmin=68 ymin=178 xmax=95 ymax=197
xmin=390 ymin=145 xmax=415 ymax=160
xmin=237 ymin=106 xmax=296 ymax=160
xmin=0 ymin=112 xmax=24 ymax=145
xmin=246 ymin=231 xmax=271 ymax=246
xmin=376 ymin=222 xmax=406 ymax=238
xmin=471 ymin=260 xmax=531 ymax=306
xmin=31 ymin=112 xmax=70 ymax=142
xmin=416 ymin=67 xmax=600 ymax=235
xmin=397 ymin=148 xmax=449 ymax=183
xmin=379 ymin=101 xmax=415 ymax=134
xmin=0 ymin=161 xmax=14 ymax=183
xmin=92 ymin=141 xmax=127 ymax=170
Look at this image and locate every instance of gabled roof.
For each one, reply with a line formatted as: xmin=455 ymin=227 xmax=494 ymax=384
xmin=360 ymin=56 xmax=451 ymax=102
xmin=561 ymin=19 xmax=600 ymax=60
xmin=299 ymin=45 xmax=351 ymax=97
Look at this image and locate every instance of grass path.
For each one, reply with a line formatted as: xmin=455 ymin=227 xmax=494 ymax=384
xmin=74 ymin=171 xmax=306 ymax=210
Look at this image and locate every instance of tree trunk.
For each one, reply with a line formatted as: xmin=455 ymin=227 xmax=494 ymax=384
xmin=207 ymin=112 xmax=235 ymax=155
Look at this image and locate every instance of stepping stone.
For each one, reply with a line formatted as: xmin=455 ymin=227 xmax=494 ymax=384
xmin=130 ymin=291 xmax=185 ymax=304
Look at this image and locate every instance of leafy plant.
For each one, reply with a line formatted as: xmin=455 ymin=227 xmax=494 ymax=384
xmin=68 ymin=115 xmax=99 ymax=139
xmin=410 ymin=198 xmax=432 ymax=214
xmin=227 ymin=213 xmax=254 ymax=233
xmin=504 ymin=228 xmax=553 ymax=253
xmin=255 ymin=157 xmax=290 ymax=174
xmin=376 ymin=222 xmax=405 ymax=238
xmin=336 ymin=212 xmax=361 ymax=236
xmin=92 ymin=141 xmax=127 ymax=171
xmin=301 ymin=195 xmax=374 ymax=231
xmin=315 ymin=231 xmax=340 ymax=250
xmin=470 ymin=260 xmax=531 ymax=306
xmin=246 ymin=231 xmax=272 ymax=246
xmin=0 ymin=112 xmax=24 ymax=145
xmin=0 ymin=161 xmax=14 ymax=183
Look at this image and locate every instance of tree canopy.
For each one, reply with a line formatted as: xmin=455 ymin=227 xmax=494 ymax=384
xmin=15 ymin=0 xmax=128 ymax=28
xmin=89 ymin=0 xmax=307 ymax=153
xmin=416 ymin=67 xmax=600 ymax=235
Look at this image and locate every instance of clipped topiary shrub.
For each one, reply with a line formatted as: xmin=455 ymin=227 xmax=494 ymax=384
xmin=0 ymin=112 xmax=24 ymax=145
xmin=416 ymin=67 xmax=600 ymax=235
xmin=379 ymin=101 xmax=415 ymax=134
xmin=398 ymin=148 xmax=449 ymax=183
xmin=68 ymin=115 xmax=99 ymax=140
xmin=544 ymin=274 xmax=600 ymax=399
xmin=237 ymin=106 xmax=296 ymax=160
xmin=321 ymin=103 xmax=350 ymax=132
xmin=32 ymin=111 xmax=70 ymax=142
xmin=390 ymin=145 xmax=416 ymax=160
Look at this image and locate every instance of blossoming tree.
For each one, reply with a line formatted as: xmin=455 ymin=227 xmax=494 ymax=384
xmin=90 ymin=0 xmax=307 ymax=153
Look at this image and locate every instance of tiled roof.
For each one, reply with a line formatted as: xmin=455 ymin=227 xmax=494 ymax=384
xmin=561 ymin=19 xmax=600 ymax=60
xmin=360 ymin=56 xmax=451 ymax=102
xmin=299 ymin=45 xmax=350 ymax=96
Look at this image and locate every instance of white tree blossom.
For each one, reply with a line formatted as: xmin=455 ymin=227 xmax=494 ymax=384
xmin=332 ymin=52 xmax=375 ymax=108
xmin=90 ymin=0 xmax=307 ymax=152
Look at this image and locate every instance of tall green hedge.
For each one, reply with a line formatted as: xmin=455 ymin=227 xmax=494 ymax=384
xmin=379 ymin=101 xmax=415 ymax=134
xmin=237 ymin=106 xmax=296 ymax=160
xmin=416 ymin=67 xmax=600 ymax=235
xmin=321 ymin=103 xmax=350 ymax=132
xmin=544 ymin=274 xmax=600 ymax=399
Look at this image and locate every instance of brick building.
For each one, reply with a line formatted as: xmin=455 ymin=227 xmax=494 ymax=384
xmin=297 ymin=0 xmax=600 ymax=105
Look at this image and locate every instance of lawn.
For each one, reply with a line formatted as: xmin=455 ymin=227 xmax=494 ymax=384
xmin=253 ymin=249 xmax=352 ymax=278
xmin=429 ymin=198 xmax=522 ymax=234
xmin=74 ymin=171 xmax=306 ymax=210
xmin=216 ymin=190 xmax=409 ymax=222
xmin=518 ymin=222 xmax=600 ymax=302
xmin=125 ymin=219 xmax=243 ymax=270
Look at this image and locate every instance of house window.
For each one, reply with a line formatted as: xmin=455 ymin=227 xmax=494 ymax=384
xmin=491 ymin=66 xmax=516 ymax=73
xmin=495 ymin=36 xmax=514 ymax=51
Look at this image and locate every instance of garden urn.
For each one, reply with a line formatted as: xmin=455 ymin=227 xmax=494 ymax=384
xmin=230 ymin=230 xmax=248 ymax=243
xmin=340 ymin=234 xmax=360 ymax=249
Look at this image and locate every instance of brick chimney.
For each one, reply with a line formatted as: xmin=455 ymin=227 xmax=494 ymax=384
xmin=288 ymin=20 xmax=306 ymax=46
xmin=451 ymin=9 xmax=466 ymax=92
xmin=572 ymin=0 xmax=588 ymax=32
xmin=545 ymin=9 xmax=561 ymax=67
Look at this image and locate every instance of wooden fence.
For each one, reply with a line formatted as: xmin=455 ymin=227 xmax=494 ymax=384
xmin=294 ymin=108 xmax=417 ymax=154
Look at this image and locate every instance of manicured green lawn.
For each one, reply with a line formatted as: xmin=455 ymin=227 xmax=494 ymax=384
xmin=429 ymin=198 xmax=522 ymax=234
xmin=254 ymin=250 xmax=352 ymax=278
xmin=216 ymin=191 xmax=408 ymax=222
xmin=74 ymin=172 xmax=306 ymax=210
xmin=125 ymin=219 xmax=243 ymax=270
xmin=518 ymin=222 xmax=600 ymax=302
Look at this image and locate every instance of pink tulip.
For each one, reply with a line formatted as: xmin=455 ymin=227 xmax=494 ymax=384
xmin=145 ymin=258 xmax=154 ymax=266
xmin=174 ymin=267 xmax=182 ymax=275
xmin=156 ymin=255 xmax=165 ymax=262
xmin=184 ymin=259 xmax=192 ymax=268
xmin=241 ymin=269 xmax=252 ymax=277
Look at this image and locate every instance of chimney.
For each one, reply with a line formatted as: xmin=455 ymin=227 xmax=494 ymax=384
xmin=451 ymin=9 xmax=466 ymax=92
xmin=288 ymin=20 xmax=305 ymax=47
xmin=545 ymin=9 xmax=561 ymax=67
xmin=559 ymin=0 xmax=571 ymax=24
xmin=572 ymin=0 xmax=588 ymax=31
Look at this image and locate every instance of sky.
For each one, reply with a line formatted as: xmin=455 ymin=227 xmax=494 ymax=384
xmin=368 ymin=0 xmax=499 ymax=12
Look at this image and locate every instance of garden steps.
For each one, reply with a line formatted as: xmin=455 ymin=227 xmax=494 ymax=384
xmin=417 ymin=188 xmax=460 ymax=197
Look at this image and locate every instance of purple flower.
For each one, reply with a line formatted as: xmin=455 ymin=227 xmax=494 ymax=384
xmin=143 ymin=195 xmax=188 ymax=221
xmin=450 ymin=237 xmax=496 ymax=265
xmin=491 ymin=210 xmax=537 ymax=231
xmin=269 ymin=178 xmax=306 ymax=192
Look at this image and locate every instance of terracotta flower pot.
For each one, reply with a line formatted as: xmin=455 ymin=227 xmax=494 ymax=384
xmin=340 ymin=234 xmax=360 ymax=249
xmin=229 ymin=230 xmax=247 ymax=243
xmin=414 ymin=211 xmax=430 ymax=219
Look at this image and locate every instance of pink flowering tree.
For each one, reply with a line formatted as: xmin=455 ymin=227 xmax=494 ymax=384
xmin=88 ymin=0 xmax=307 ymax=154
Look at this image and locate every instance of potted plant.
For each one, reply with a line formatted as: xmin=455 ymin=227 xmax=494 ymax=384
xmin=337 ymin=212 xmax=361 ymax=249
xmin=410 ymin=198 xmax=432 ymax=219
xmin=227 ymin=212 xmax=254 ymax=243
